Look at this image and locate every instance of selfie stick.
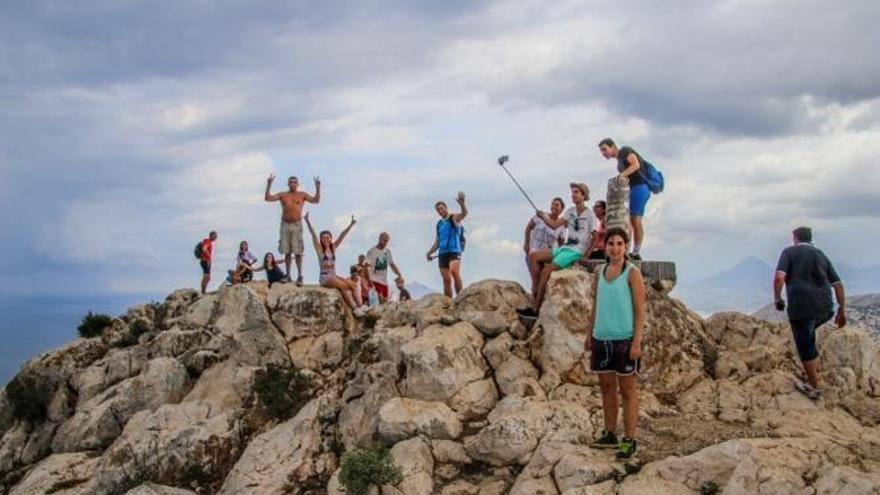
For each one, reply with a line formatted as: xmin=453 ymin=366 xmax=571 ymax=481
xmin=497 ymin=156 xmax=538 ymax=211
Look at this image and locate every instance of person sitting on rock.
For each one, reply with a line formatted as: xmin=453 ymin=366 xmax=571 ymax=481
xmin=228 ymin=241 xmax=258 ymax=284
xmin=356 ymin=254 xmax=374 ymax=306
xmin=524 ymin=197 xmax=567 ymax=301
xmin=773 ymin=226 xmax=847 ymax=400
xmin=518 ymin=183 xmax=598 ymax=317
xmin=253 ymin=252 xmax=287 ymax=288
xmin=304 ymin=212 xmax=364 ymax=317
xmin=348 ymin=264 xmax=364 ymax=306
xmin=586 ymin=227 xmax=645 ymax=460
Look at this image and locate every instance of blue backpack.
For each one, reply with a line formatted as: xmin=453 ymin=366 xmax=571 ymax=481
xmin=638 ymin=159 xmax=665 ymax=194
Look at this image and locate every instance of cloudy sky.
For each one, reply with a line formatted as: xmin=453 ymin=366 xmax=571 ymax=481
xmin=1 ymin=0 xmax=878 ymax=298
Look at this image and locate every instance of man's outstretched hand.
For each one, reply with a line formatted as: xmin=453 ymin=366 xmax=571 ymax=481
xmin=268 ymin=174 xmax=275 ymax=184
xmin=314 ymin=176 xmax=321 ymax=187
xmin=456 ymin=191 xmax=466 ymax=205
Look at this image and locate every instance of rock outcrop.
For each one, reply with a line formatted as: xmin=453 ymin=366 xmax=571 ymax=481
xmin=1 ymin=273 xmax=878 ymax=494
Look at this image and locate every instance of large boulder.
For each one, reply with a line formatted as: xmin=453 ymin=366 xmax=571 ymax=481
xmin=91 ymin=402 xmax=241 ymax=494
xmin=267 ymin=285 xmax=354 ymax=341
xmin=208 ymin=285 xmax=290 ymax=367
xmin=8 ymin=452 xmax=99 ymax=495
xmin=377 ymin=398 xmax=463 ymax=443
xmin=454 ymin=280 xmax=530 ymax=337
xmin=338 ymin=362 xmax=400 ymax=450
xmin=389 ymin=437 xmax=434 ymax=495
xmin=398 ymin=322 xmax=487 ymax=401
xmin=448 ymin=378 xmax=499 ymax=421
xmin=288 ymin=332 xmax=345 ymax=371
xmin=52 ymin=357 xmax=191 ymax=452
xmin=182 ymin=360 xmax=260 ymax=412
xmin=126 ymin=483 xmax=198 ymax=494
xmin=218 ymin=396 xmax=332 ymax=494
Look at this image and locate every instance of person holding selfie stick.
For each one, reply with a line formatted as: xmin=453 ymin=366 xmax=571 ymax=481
xmin=773 ymin=226 xmax=846 ymax=401
xmin=427 ymin=192 xmax=468 ymax=304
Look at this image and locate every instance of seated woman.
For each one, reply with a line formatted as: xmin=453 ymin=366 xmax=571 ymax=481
xmin=304 ymin=212 xmax=364 ymax=316
xmin=253 ymin=252 xmax=287 ymax=287
xmin=228 ymin=241 xmax=258 ymax=284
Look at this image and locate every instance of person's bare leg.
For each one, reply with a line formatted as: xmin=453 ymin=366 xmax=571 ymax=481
xmin=803 ymin=359 xmax=820 ymax=389
xmin=324 ymin=276 xmax=359 ymax=310
xmin=449 ymin=260 xmax=463 ymax=296
xmin=599 ymin=373 xmax=619 ymax=433
xmin=528 ymin=250 xmax=553 ymax=300
xmin=440 ymin=268 xmax=453 ymax=299
xmin=618 ymin=374 xmax=639 ymax=439
xmin=630 ymin=216 xmax=644 ymax=253
xmin=534 ymin=263 xmax=560 ymax=310
xmin=295 ymin=254 xmax=304 ymax=281
xmin=284 ymin=254 xmax=292 ymax=278
xmin=201 ymin=274 xmax=210 ymax=294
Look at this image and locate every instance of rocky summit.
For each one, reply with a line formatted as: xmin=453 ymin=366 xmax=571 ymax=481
xmin=1 ymin=271 xmax=879 ymax=495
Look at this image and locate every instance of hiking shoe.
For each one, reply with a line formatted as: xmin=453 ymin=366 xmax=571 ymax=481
xmin=590 ymin=430 xmax=618 ymax=449
xmin=353 ymin=307 xmax=367 ymax=318
xmin=794 ymin=379 xmax=822 ymax=401
xmin=616 ymin=437 xmax=637 ymax=460
xmin=629 ymin=253 xmax=642 ymax=261
xmin=295 ymin=276 xmax=303 ymax=287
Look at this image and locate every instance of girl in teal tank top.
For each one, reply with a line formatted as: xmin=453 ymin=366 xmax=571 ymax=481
xmin=585 ymin=227 xmax=646 ymax=460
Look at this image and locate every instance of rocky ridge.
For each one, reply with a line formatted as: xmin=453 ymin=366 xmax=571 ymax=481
xmin=1 ymin=271 xmax=879 ymax=494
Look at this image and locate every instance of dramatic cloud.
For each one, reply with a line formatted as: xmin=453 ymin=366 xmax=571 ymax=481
xmin=0 ymin=0 xmax=877 ymax=296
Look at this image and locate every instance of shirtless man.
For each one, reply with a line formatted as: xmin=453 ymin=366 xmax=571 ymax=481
xmin=265 ymin=174 xmax=321 ymax=285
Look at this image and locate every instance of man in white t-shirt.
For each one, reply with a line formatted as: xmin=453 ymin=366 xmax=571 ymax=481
xmin=366 ymin=232 xmax=404 ymax=303
xmin=524 ymin=197 xmax=566 ymax=299
xmin=518 ymin=183 xmax=598 ymax=317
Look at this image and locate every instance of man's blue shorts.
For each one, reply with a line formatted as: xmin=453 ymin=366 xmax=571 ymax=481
xmin=630 ymin=183 xmax=651 ymax=217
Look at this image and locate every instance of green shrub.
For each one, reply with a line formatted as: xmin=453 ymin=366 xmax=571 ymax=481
xmin=77 ymin=311 xmax=113 ymax=339
xmin=6 ymin=371 xmax=55 ymax=422
xmin=253 ymin=364 xmax=311 ymax=421
xmin=338 ymin=448 xmax=403 ymax=495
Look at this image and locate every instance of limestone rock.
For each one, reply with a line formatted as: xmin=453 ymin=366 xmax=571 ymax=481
xmin=441 ymin=480 xmax=480 ymax=495
xmin=53 ymin=357 xmax=191 ymax=452
xmin=495 ymin=355 xmax=544 ymax=398
xmin=389 ymin=437 xmax=434 ymax=495
xmin=814 ymin=465 xmax=880 ymax=495
xmin=560 ymin=480 xmax=618 ymax=495
xmin=148 ymin=328 xmax=213 ymax=359
xmin=182 ymin=360 xmax=259 ymax=412
xmin=464 ymin=397 xmax=553 ymax=466
xmin=91 ymin=402 xmax=240 ymax=493
xmin=369 ymin=325 xmax=417 ymax=364
xmin=509 ymin=476 xmax=558 ymax=495
xmin=0 ymin=388 xmax=12 ymax=439
xmin=377 ymin=398 xmax=462 ymax=443
xmin=399 ymin=322 xmax=487 ymax=401
xmin=448 ymin=378 xmax=499 ymax=421
xmin=180 ymin=293 xmax=216 ymax=328
xmin=126 ymin=483 xmax=197 ymax=494
xmin=268 ymin=285 xmax=353 ymax=340
xmin=431 ymin=440 xmax=471 ymax=464
xmin=532 ymin=270 xmax=594 ymax=391
xmin=8 ymin=452 xmax=99 ymax=495
xmin=552 ymin=451 xmax=616 ymax=492
xmin=288 ymin=332 xmax=344 ymax=370
xmin=218 ymin=397 xmax=328 ymax=494
xmin=209 ymin=284 xmax=290 ymax=367
xmin=339 ymin=362 xmax=400 ymax=450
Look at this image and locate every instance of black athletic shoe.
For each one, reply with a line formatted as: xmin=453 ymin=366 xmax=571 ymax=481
xmin=616 ymin=437 xmax=637 ymax=459
xmin=590 ymin=430 xmax=618 ymax=449
xmin=629 ymin=253 xmax=642 ymax=261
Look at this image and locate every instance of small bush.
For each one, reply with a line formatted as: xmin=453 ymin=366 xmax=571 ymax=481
xmin=6 ymin=371 xmax=55 ymax=422
xmin=338 ymin=448 xmax=403 ymax=495
xmin=129 ymin=319 xmax=150 ymax=338
xmin=77 ymin=311 xmax=113 ymax=339
xmin=253 ymin=364 xmax=312 ymax=421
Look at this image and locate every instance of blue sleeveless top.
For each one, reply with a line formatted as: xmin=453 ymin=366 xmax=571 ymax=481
xmin=593 ymin=263 xmax=635 ymax=341
xmin=437 ymin=217 xmax=462 ymax=255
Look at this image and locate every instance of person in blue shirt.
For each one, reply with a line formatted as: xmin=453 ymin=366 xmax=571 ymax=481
xmin=426 ymin=191 xmax=468 ymax=305
xmin=586 ymin=227 xmax=646 ymax=460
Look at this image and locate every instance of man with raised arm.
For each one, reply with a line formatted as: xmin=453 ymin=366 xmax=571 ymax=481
xmin=427 ymin=191 xmax=468 ymax=305
xmin=773 ymin=226 xmax=847 ymax=401
xmin=265 ymin=174 xmax=321 ymax=286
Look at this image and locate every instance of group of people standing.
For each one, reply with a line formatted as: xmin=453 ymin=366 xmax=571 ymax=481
xmin=192 ymin=138 xmax=848 ymax=463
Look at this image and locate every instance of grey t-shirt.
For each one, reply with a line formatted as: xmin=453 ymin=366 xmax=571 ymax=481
xmin=776 ymin=243 xmax=841 ymax=320
xmin=562 ymin=206 xmax=597 ymax=254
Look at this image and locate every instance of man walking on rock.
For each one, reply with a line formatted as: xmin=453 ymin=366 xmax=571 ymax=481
xmin=265 ymin=174 xmax=321 ymax=285
xmin=427 ymin=192 xmax=468 ymax=304
xmin=774 ymin=226 xmax=847 ymax=401
xmin=599 ymin=138 xmax=651 ymax=259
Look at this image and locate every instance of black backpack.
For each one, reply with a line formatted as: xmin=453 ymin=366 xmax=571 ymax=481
xmin=193 ymin=241 xmax=204 ymax=259
xmin=437 ymin=217 xmax=466 ymax=251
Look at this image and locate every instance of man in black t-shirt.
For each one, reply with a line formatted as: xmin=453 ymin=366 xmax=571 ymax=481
xmin=773 ymin=226 xmax=846 ymax=400
xmin=598 ymin=138 xmax=651 ymax=260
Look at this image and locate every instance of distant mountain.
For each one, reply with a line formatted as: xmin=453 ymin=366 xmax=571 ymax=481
xmin=753 ymin=293 xmax=880 ymax=342
xmin=399 ymin=281 xmax=437 ymax=300
xmin=835 ymin=263 xmax=880 ymax=295
xmin=694 ymin=256 xmax=773 ymax=290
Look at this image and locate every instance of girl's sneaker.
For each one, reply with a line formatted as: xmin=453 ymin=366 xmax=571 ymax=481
xmin=794 ymin=379 xmax=822 ymax=401
xmin=590 ymin=430 xmax=618 ymax=449
xmin=616 ymin=437 xmax=637 ymax=460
